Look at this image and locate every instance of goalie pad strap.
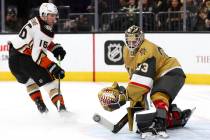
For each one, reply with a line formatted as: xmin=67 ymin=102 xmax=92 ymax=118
xmin=156 ymin=108 xmax=167 ymax=119
xmin=136 ymin=112 xmax=156 ymax=131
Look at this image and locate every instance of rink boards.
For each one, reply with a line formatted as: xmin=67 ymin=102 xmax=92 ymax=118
xmin=1 ymin=33 xmax=210 ymax=84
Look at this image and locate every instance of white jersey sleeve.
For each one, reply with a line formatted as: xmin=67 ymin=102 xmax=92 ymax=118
xmin=11 ymin=16 xmax=55 ymax=68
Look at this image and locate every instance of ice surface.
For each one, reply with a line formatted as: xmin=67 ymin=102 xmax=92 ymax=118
xmin=1 ymin=82 xmax=210 ymax=140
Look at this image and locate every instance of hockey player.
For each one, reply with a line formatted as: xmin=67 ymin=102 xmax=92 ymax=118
xmin=98 ymin=25 xmax=192 ymax=138
xmin=8 ymin=3 xmax=67 ymax=114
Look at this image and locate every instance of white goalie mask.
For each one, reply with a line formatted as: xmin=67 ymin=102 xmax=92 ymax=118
xmin=39 ymin=3 xmax=58 ymax=18
xmin=125 ymin=25 xmax=144 ymax=57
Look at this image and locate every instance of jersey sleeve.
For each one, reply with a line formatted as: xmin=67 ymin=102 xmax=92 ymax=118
xmin=127 ymin=57 xmax=156 ymax=102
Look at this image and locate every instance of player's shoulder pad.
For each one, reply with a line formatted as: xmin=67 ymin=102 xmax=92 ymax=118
xmin=143 ymin=39 xmax=158 ymax=51
xmin=138 ymin=40 xmax=156 ymax=58
xmin=36 ymin=16 xmax=54 ymax=38
xmin=141 ymin=39 xmax=152 ymax=48
xmin=29 ymin=17 xmax=39 ymax=26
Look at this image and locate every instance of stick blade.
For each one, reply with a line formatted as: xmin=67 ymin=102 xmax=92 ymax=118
xmin=93 ymin=113 xmax=114 ymax=131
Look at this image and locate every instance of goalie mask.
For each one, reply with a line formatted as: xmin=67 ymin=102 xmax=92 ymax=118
xmin=125 ymin=25 xmax=144 ymax=57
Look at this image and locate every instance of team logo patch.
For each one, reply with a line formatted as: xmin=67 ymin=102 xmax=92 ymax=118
xmin=139 ymin=48 xmax=147 ymax=56
xmin=104 ymin=40 xmax=124 ymax=65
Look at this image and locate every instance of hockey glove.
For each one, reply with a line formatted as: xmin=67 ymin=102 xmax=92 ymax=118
xmin=47 ymin=63 xmax=65 ymax=79
xmin=52 ymin=43 xmax=66 ymax=61
xmin=98 ymin=82 xmax=127 ymax=112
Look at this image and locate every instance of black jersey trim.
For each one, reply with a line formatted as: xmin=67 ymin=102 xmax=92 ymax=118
xmin=36 ymin=16 xmax=54 ymax=38
xmin=134 ymin=57 xmax=156 ymax=79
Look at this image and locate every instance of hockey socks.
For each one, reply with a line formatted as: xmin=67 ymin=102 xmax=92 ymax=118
xmin=29 ymin=90 xmax=48 ymax=113
xmin=51 ymin=94 xmax=66 ymax=112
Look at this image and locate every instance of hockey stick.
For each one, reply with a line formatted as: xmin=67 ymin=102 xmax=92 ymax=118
xmin=55 ymin=56 xmax=62 ymax=109
xmin=58 ymin=55 xmax=61 ymax=95
xmin=93 ymin=107 xmax=143 ymax=133
xmin=93 ymin=92 xmax=154 ymax=133
xmin=93 ymin=112 xmax=128 ymax=133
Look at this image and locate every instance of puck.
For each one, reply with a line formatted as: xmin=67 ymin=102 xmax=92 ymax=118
xmin=93 ymin=114 xmax=101 ymax=122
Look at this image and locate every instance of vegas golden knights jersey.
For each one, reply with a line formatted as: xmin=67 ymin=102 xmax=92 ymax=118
xmin=123 ymin=39 xmax=181 ymax=105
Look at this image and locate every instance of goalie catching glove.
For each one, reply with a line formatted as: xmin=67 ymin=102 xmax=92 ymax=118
xmin=98 ymin=82 xmax=127 ymax=112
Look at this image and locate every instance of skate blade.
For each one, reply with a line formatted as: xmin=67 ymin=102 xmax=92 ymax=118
xmin=141 ymin=132 xmax=153 ymax=139
xmin=140 ymin=131 xmax=169 ymax=139
xmin=158 ymin=131 xmax=169 ymax=138
xmin=59 ymin=110 xmax=77 ymax=120
xmin=59 ymin=110 xmax=70 ymax=116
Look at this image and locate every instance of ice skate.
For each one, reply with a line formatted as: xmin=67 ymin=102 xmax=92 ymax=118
xmin=35 ymin=98 xmax=48 ymax=114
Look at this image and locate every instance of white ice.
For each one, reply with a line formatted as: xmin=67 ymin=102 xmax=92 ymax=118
xmin=1 ymin=82 xmax=210 ymax=140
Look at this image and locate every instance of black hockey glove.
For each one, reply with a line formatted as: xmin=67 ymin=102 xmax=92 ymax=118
xmin=47 ymin=63 xmax=65 ymax=79
xmin=52 ymin=44 xmax=66 ymax=61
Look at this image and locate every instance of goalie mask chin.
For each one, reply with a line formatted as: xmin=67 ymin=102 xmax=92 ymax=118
xmin=125 ymin=25 xmax=144 ymax=57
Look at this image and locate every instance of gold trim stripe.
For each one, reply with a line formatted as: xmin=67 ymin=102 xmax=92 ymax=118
xmin=1 ymin=72 xmax=210 ymax=85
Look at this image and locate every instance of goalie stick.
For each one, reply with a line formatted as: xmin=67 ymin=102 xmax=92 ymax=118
xmin=93 ymin=107 xmax=143 ymax=133
xmin=93 ymin=113 xmax=127 ymax=133
xmin=93 ymin=91 xmax=154 ymax=133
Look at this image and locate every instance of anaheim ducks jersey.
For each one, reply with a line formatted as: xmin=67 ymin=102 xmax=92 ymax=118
xmin=11 ymin=16 xmax=57 ymax=69
xmin=123 ymin=39 xmax=181 ymax=104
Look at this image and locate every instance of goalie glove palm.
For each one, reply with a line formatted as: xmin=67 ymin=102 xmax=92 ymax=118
xmin=98 ymin=82 xmax=127 ymax=112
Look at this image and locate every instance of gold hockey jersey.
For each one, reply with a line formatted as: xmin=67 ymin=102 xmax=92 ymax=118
xmin=123 ymin=39 xmax=181 ymax=104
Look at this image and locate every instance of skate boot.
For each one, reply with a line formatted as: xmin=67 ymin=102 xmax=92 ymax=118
xmin=56 ymin=100 xmax=72 ymax=118
xmin=35 ymin=98 xmax=48 ymax=113
xmin=137 ymin=117 xmax=168 ymax=138
xmin=152 ymin=100 xmax=169 ymax=138
xmin=137 ymin=123 xmax=157 ymax=139
xmin=180 ymin=109 xmax=193 ymax=127
xmin=51 ymin=94 xmax=67 ymax=112
xmin=153 ymin=117 xmax=168 ymax=138
xmin=56 ymin=100 xmax=67 ymax=112
xmin=168 ymin=104 xmax=194 ymax=128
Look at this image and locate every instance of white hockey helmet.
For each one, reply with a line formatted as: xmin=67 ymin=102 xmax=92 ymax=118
xmin=39 ymin=3 xmax=58 ymax=17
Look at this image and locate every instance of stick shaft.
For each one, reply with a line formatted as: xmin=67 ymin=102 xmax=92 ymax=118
xmin=58 ymin=56 xmax=61 ymax=94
